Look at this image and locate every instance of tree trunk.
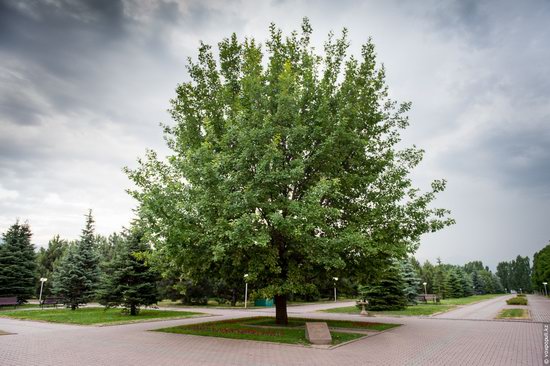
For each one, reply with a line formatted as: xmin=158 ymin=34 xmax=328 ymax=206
xmin=130 ymin=304 xmax=137 ymax=316
xmin=275 ymin=294 xmax=288 ymax=325
xmin=231 ymin=288 xmax=237 ymax=307
xmin=71 ymin=303 xmax=76 ymax=310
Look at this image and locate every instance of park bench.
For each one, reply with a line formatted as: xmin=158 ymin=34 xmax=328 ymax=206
xmin=40 ymin=297 xmax=62 ymax=308
xmin=417 ymin=294 xmax=439 ymax=303
xmin=0 ymin=296 xmax=18 ymax=309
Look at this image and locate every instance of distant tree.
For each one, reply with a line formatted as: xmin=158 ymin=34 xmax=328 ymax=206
xmin=401 ymin=259 xmax=421 ymax=304
xmin=52 ymin=211 xmax=100 ymax=309
xmin=97 ymin=227 xmax=160 ymax=315
xmin=433 ymin=261 xmax=448 ymax=298
xmin=511 ymin=256 xmax=531 ymax=293
xmin=496 ymin=261 xmax=511 ymax=291
xmin=457 ymin=268 xmax=473 ymax=297
xmin=0 ymin=221 xmax=36 ymax=302
xmin=360 ymin=261 xmax=406 ymax=311
xmin=446 ymin=268 xmax=464 ymax=298
xmin=36 ymin=235 xmax=68 ymax=298
xmin=463 ymin=261 xmax=484 ymax=274
xmin=420 ymin=260 xmax=435 ymax=294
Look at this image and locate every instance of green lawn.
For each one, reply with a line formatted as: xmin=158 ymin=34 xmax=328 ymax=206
xmin=323 ymin=294 xmax=506 ymax=317
xmin=155 ymin=316 xmax=400 ymax=346
xmin=323 ymin=304 xmax=455 ymax=316
xmin=496 ymin=309 xmax=529 ymax=319
xmin=0 ymin=307 xmax=204 ymax=325
xmin=0 ymin=304 xmax=40 ymax=311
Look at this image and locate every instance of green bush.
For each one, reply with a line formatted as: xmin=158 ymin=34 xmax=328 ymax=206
xmin=506 ymin=296 xmax=527 ymax=305
xmin=516 ymin=294 xmax=526 ymax=297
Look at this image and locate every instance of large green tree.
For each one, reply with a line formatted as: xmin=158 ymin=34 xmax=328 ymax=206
xmin=52 ymin=211 xmax=100 ymax=309
xmin=126 ymin=19 xmax=453 ymax=324
xmin=532 ymin=242 xmax=550 ymax=294
xmin=97 ymin=227 xmax=160 ymax=315
xmin=0 ymin=221 xmax=36 ymax=302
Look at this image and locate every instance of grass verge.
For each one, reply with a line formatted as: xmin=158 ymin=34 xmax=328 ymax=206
xmin=0 ymin=304 xmax=40 ymax=311
xmin=496 ymin=309 xmax=529 ymax=319
xmin=155 ymin=316 xmax=401 ymax=346
xmin=0 ymin=307 xmax=204 ymax=325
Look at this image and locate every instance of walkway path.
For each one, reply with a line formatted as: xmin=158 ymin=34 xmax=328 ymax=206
xmin=433 ymin=295 xmax=513 ymax=320
xmin=0 ymin=298 xmax=543 ymax=365
xmin=527 ymin=294 xmax=550 ymax=322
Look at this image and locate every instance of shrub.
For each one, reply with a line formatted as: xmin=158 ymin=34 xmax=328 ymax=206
xmin=506 ymin=296 xmax=527 ymax=305
xmin=517 ymin=294 xmax=526 ymax=297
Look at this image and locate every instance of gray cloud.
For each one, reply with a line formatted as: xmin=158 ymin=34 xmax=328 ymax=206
xmin=0 ymin=0 xmax=548 ymax=270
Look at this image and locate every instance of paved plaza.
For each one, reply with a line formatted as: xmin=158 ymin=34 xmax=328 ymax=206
xmin=0 ymin=296 xmax=547 ymax=365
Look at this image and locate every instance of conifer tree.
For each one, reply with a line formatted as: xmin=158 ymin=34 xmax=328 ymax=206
xmin=401 ymin=259 xmax=421 ymax=304
xmin=52 ymin=211 xmax=100 ymax=309
xmin=0 ymin=221 xmax=36 ymax=302
xmin=97 ymin=227 xmax=160 ymax=315
xmin=360 ymin=261 xmax=407 ymax=311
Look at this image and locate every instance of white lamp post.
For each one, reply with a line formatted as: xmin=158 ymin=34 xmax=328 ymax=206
xmin=244 ymin=274 xmax=249 ymax=309
xmin=423 ymin=282 xmax=427 ymax=296
xmin=333 ymin=277 xmax=339 ymax=302
xmin=543 ymin=282 xmax=548 ymax=297
xmin=39 ymin=278 xmax=48 ymax=304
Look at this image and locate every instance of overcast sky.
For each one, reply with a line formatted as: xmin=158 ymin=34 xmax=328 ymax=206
xmin=1 ymin=0 xmax=549 ymax=269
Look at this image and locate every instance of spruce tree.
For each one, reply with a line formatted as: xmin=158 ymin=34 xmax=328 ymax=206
xmin=97 ymin=227 xmax=160 ymax=315
xmin=52 ymin=211 xmax=100 ymax=309
xmin=0 ymin=221 xmax=36 ymax=302
xmin=360 ymin=261 xmax=407 ymax=311
xmin=401 ymin=259 xmax=421 ymax=304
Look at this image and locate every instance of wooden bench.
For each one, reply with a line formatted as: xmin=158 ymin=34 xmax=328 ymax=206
xmin=417 ymin=294 xmax=439 ymax=303
xmin=40 ymin=297 xmax=62 ymax=308
xmin=0 ymin=296 xmax=18 ymax=309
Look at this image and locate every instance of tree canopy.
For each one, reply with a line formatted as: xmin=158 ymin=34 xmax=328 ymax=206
xmin=126 ymin=19 xmax=454 ymax=324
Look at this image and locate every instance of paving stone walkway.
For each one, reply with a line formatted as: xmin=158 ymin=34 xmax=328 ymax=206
xmin=433 ymin=295 xmax=514 ymax=320
xmin=527 ymin=294 xmax=550 ymax=323
xmin=0 ymin=298 xmax=544 ymax=365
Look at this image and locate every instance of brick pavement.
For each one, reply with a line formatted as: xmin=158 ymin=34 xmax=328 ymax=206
xmin=0 ymin=300 xmax=543 ymax=365
xmin=527 ymin=294 xmax=550 ymax=323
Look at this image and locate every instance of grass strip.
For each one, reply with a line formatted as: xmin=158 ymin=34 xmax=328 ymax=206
xmin=0 ymin=307 xmax=203 ymax=325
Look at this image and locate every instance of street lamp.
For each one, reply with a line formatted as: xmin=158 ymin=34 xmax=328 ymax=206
xmin=39 ymin=278 xmax=48 ymax=304
xmin=423 ymin=282 xmax=427 ymax=296
xmin=244 ymin=274 xmax=249 ymax=308
xmin=333 ymin=277 xmax=339 ymax=302
xmin=543 ymin=282 xmax=548 ymax=297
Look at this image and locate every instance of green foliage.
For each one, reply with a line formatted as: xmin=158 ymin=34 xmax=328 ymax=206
xmin=125 ymin=19 xmax=454 ymax=324
xmin=96 ymin=227 xmax=161 ymax=315
xmin=532 ymin=242 xmax=550 ymax=293
xmin=36 ymin=235 xmax=68 ymax=298
xmin=0 ymin=221 xmax=36 ymax=302
xmin=401 ymin=258 xmax=421 ymax=304
xmin=496 ymin=255 xmax=532 ymax=292
xmin=359 ymin=261 xmax=407 ymax=311
xmin=52 ymin=211 xmax=100 ymax=309
xmin=506 ymin=296 xmax=527 ymax=305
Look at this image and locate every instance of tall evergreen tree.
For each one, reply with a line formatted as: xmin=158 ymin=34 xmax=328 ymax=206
xmin=97 ymin=227 xmax=160 ymax=315
xmin=0 ymin=221 xmax=36 ymax=302
xmin=401 ymin=259 xmax=421 ymax=304
xmin=359 ymin=261 xmax=406 ymax=311
xmin=446 ymin=268 xmax=464 ymax=298
xmin=52 ymin=211 xmax=100 ymax=309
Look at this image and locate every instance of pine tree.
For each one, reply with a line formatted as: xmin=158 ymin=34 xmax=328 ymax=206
xmin=446 ymin=268 xmax=464 ymax=298
xmin=96 ymin=227 xmax=160 ymax=315
xmin=360 ymin=261 xmax=407 ymax=311
xmin=0 ymin=221 xmax=36 ymax=302
xmin=52 ymin=211 xmax=100 ymax=309
xmin=401 ymin=259 xmax=421 ymax=304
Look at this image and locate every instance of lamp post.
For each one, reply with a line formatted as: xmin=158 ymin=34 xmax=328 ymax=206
xmin=39 ymin=278 xmax=47 ymax=304
xmin=244 ymin=274 xmax=249 ymax=309
xmin=423 ymin=282 xmax=427 ymax=297
xmin=333 ymin=277 xmax=338 ymax=302
xmin=543 ymin=282 xmax=548 ymax=297
xmin=519 ymin=288 xmax=522 ymax=295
